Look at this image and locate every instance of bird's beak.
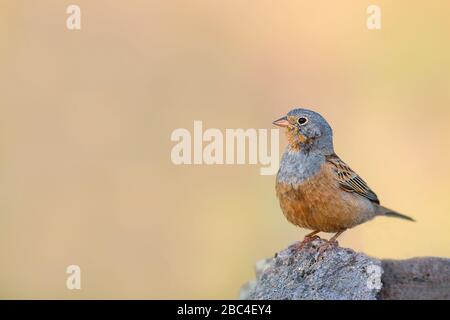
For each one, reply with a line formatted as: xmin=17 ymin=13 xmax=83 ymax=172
xmin=272 ymin=116 xmax=289 ymax=127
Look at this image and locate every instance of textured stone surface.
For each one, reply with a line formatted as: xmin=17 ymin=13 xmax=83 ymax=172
xmin=380 ymin=257 xmax=450 ymax=300
xmin=241 ymin=239 xmax=382 ymax=300
xmin=241 ymin=239 xmax=450 ymax=300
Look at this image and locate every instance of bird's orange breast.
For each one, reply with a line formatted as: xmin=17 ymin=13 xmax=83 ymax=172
xmin=276 ymin=163 xmax=366 ymax=232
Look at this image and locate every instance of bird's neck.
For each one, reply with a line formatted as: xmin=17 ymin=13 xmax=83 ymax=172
xmin=287 ymin=135 xmax=334 ymax=156
xmin=277 ymin=147 xmax=326 ymax=185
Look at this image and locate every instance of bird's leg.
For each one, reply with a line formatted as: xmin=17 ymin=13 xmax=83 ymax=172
xmin=317 ymin=230 xmax=345 ymax=258
xmin=298 ymin=230 xmax=321 ymax=250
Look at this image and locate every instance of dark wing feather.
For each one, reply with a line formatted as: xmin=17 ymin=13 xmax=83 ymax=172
xmin=326 ymin=154 xmax=380 ymax=204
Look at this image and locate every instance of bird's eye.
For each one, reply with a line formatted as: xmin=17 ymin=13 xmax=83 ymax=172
xmin=297 ymin=117 xmax=308 ymax=125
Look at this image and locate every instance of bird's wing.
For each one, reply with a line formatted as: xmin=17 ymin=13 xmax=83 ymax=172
xmin=326 ymin=154 xmax=380 ymax=204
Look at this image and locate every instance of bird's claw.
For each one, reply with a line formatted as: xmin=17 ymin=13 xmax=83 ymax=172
xmin=298 ymin=235 xmax=321 ymax=250
xmin=316 ymin=240 xmax=339 ymax=261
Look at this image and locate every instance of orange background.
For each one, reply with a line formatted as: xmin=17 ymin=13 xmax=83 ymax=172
xmin=0 ymin=1 xmax=449 ymax=299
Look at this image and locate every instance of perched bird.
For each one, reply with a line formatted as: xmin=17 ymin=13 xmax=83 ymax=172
xmin=273 ymin=108 xmax=414 ymax=254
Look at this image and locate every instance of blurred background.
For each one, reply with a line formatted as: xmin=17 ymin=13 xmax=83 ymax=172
xmin=0 ymin=0 xmax=450 ymax=299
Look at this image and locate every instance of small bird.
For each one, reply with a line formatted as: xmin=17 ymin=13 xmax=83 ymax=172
xmin=273 ymin=108 xmax=414 ymax=254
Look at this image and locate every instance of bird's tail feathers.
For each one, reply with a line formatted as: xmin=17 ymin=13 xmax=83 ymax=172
xmin=377 ymin=206 xmax=415 ymax=222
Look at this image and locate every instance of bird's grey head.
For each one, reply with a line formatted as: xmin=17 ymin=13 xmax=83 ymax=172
xmin=273 ymin=108 xmax=334 ymax=155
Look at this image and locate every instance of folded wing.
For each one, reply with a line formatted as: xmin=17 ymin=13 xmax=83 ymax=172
xmin=326 ymin=154 xmax=380 ymax=204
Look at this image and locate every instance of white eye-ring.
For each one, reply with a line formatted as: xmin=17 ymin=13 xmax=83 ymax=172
xmin=297 ymin=116 xmax=308 ymax=125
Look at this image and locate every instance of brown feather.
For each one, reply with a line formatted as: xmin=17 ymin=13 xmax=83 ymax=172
xmin=276 ymin=163 xmax=374 ymax=232
xmin=325 ymin=154 xmax=380 ymax=204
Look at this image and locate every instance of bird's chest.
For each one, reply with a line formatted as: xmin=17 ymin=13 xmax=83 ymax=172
xmin=276 ymin=166 xmax=358 ymax=232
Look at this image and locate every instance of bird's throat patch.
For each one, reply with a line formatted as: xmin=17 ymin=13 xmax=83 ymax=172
xmin=286 ymin=130 xmax=308 ymax=151
xmin=298 ymin=134 xmax=307 ymax=143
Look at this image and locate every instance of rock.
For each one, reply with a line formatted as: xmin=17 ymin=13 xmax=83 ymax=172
xmin=241 ymin=239 xmax=382 ymax=300
xmin=380 ymin=257 xmax=450 ymax=300
xmin=241 ymin=239 xmax=450 ymax=300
